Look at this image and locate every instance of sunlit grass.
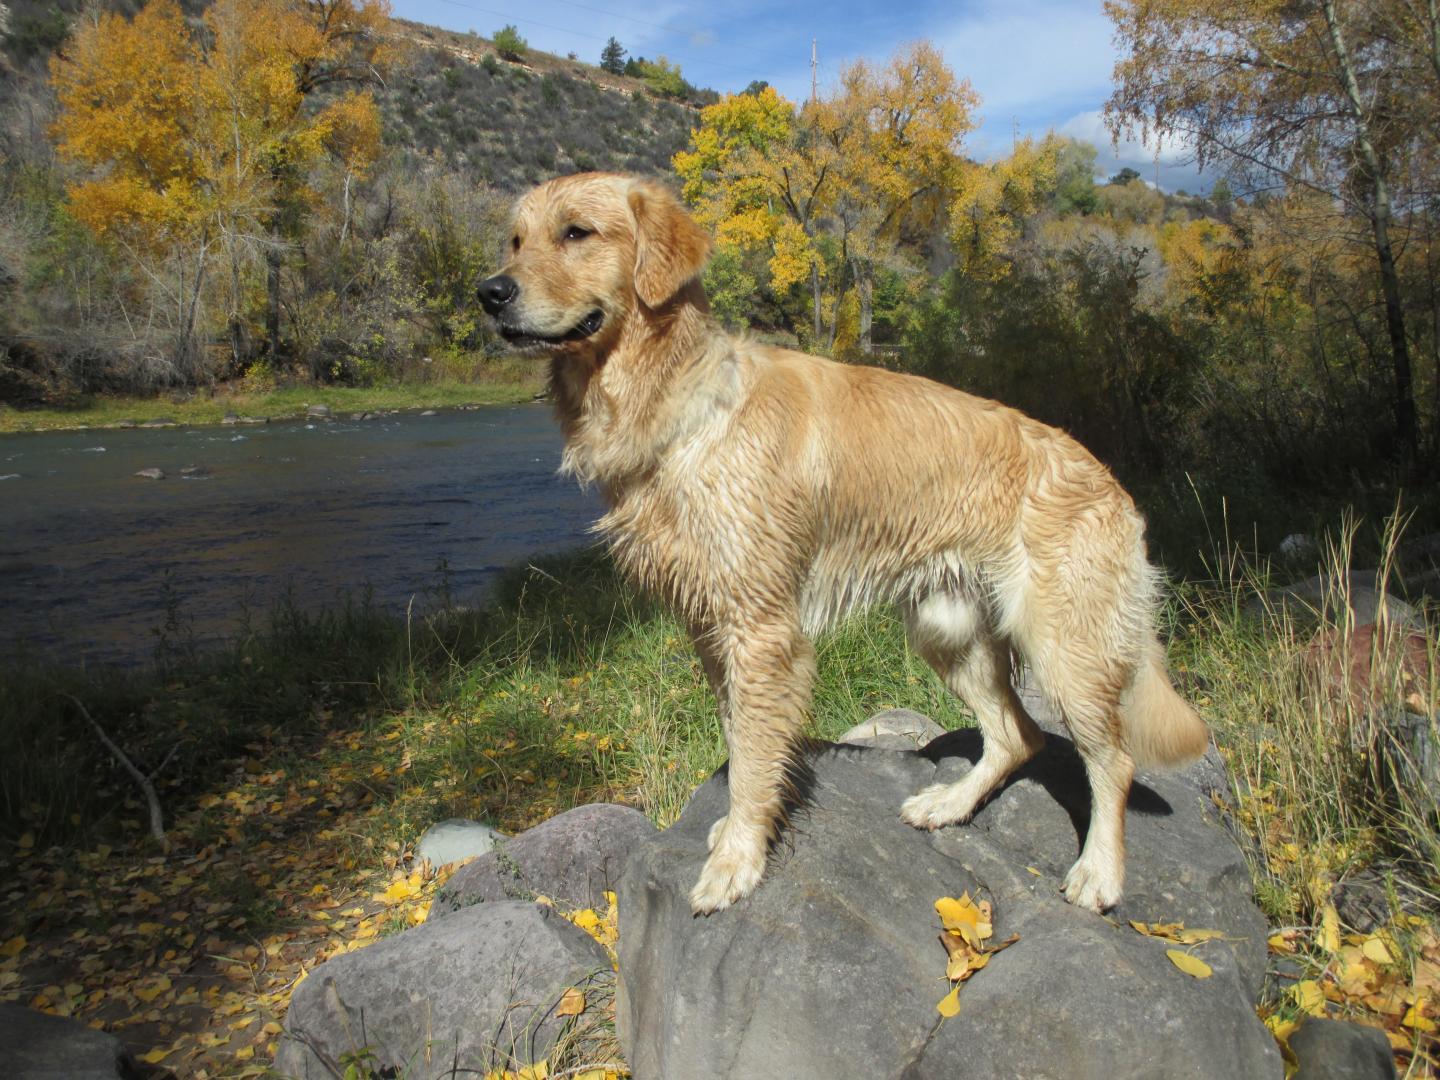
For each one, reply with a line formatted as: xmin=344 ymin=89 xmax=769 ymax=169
xmin=0 ymin=364 xmax=544 ymax=434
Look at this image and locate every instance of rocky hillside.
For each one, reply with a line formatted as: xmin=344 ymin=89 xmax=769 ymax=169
xmin=377 ymin=22 xmax=700 ymax=190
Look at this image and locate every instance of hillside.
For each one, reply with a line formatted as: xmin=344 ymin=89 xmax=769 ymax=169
xmin=377 ymin=21 xmax=700 ymax=190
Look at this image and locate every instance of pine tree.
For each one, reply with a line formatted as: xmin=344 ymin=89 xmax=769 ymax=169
xmin=599 ymin=36 xmax=625 ymax=75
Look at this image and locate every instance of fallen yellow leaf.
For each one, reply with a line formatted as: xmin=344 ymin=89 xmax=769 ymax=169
xmin=1291 ymin=980 xmax=1326 ymax=1016
xmin=1360 ymin=935 xmax=1394 ymax=965
xmin=555 ymin=988 xmax=586 ymax=1017
xmin=0 ymin=936 xmax=26 ymax=959
xmin=936 ymin=985 xmax=961 ymax=1017
xmin=1319 ymin=904 xmax=1341 ymax=954
xmin=1166 ymin=949 xmax=1213 ymax=978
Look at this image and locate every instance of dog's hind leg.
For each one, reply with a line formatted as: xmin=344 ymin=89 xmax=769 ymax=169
xmin=690 ymin=617 xmax=814 ymax=915
xmin=901 ymin=593 xmax=1045 ymax=830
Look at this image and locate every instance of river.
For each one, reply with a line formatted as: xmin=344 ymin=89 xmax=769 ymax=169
xmin=0 ymin=405 xmax=602 ymax=667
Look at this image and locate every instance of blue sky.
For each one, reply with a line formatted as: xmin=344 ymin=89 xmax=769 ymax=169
xmin=392 ymin=0 xmax=1215 ymax=192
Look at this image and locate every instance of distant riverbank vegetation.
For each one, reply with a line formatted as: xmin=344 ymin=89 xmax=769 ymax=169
xmin=2 ymin=0 xmax=1437 ymax=517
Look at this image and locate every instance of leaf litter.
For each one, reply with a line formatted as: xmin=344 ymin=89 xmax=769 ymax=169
xmin=933 ymin=893 xmax=1018 ymax=1017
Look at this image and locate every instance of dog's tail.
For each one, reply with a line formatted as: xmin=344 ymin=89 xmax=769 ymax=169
xmin=1121 ymin=640 xmax=1209 ymax=767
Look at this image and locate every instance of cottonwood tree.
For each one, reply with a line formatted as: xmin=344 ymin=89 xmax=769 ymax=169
xmin=51 ymin=0 xmax=392 ymax=370
xmin=1106 ymin=0 xmax=1438 ymax=470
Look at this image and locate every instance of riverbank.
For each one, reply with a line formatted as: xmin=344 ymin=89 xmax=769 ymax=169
xmin=1 ymin=540 xmax=1436 ymax=1075
xmin=0 ymin=367 xmax=546 ymax=434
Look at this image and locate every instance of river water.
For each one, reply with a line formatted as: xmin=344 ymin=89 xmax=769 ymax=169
xmin=0 ymin=405 xmax=602 ymax=667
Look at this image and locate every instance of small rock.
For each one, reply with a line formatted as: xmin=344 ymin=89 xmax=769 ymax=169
xmin=116 ymin=419 xmax=137 ymax=429
xmin=134 ymin=468 xmax=164 ymax=480
xmin=1278 ymin=533 xmax=1319 ymax=564
xmin=838 ymin=708 xmax=946 ymax=751
xmin=237 ymin=415 xmax=268 ymax=425
xmin=221 ymin=412 xmax=239 ymax=425
xmin=416 ymin=818 xmax=505 ymax=868
xmin=1 ymin=1002 xmax=139 ymax=1079
xmin=178 ymin=465 xmax=208 ymax=478
xmin=305 ymin=404 xmax=331 ymax=418
xmin=275 ymin=901 xmax=612 ymax=1079
xmin=433 ymin=803 xmax=655 ymax=914
xmin=420 ymin=409 xmax=438 ymax=416
xmin=138 ymin=417 xmax=177 ymax=428
xmin=1288 ymin=1017 xmax=1397 ymax=1079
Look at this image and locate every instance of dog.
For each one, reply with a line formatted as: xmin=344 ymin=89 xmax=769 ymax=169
xmin=478 ymin=172 xmax=1209 ymax=915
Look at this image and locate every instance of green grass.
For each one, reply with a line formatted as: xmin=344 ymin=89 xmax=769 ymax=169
xmin=0 ymin=367 xmax=545 ymax=434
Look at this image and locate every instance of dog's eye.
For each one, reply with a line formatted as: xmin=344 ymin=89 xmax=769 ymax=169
xmin=563 ymin=225 xmax=592 ymax=242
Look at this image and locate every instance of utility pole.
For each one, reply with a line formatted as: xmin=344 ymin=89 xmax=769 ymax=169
xmin=811 ymin=39 xmax=818 ymax=104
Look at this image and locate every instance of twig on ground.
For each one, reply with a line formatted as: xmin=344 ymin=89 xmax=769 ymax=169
xmin=59 ymin=692 xmax=174 ymax=850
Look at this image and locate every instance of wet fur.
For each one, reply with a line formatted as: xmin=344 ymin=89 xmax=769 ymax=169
xmin=490 ymin=172 xmax=1210 ymax=914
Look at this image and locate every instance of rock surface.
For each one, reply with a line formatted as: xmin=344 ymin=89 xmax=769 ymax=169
xmin=133 ymin=468 xmax=164 ymax=480
xmin=1 ymin=1003 xmax=140 ymax=1079
xmin=616 ymin=731 xmax=1279 ymax=1080
xmin=1268 ymin=571 xmax=1421 ymax=631
xmin=415 ymin=817 xmax=505 ymax=868
xmin=274 ymin=901 xmax=612 ymax=1079
xmin=432 ymin=803 xmax=655 ymax=915
xmin=1289 ymin=1017 xmax=1397 ymax=1079
xmin=838 ymin=708 xmax=947 ymax=751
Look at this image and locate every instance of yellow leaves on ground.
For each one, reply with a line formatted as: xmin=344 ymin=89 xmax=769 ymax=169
xmin=1166 ymin=949 xmax=1214 ymax=979
xmin=555 ymin=987 xmax=586 ymax=1017
xmin=0 ymin=935 xmax=25 ymax=958
xmin=563 ymin=890 xmax=619 ymax=967
xmin=483 ymin=1063 xmax=549 ymax=1080
xmin=933 ymin=894 xmax=1017 ymax=1017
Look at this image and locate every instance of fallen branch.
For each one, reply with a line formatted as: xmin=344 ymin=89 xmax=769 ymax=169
xmin=59 ymin=692 xmax=173 ymax=850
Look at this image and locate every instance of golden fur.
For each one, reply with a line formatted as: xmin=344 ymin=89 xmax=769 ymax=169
xmin=483 ymin=172 xmax=1209 ymax=914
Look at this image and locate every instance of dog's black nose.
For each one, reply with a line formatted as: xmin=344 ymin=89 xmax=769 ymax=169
xmin=478 ymin=274 xmax=519 ymax=314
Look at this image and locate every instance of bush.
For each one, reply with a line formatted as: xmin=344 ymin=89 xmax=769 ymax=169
xmin=491 ymin=24 xmax=526 ymax=62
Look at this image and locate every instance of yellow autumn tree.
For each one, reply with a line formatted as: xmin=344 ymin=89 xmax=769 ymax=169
xmin=50 ymin=0 xmax=392 ymax=370
xmin=950 ymin=135 xmax=1059 ymax=280
xmin=674 ymin=86 xmax=836 ymax=342
xmin=824 ymin=41 xmax=976 ymax=352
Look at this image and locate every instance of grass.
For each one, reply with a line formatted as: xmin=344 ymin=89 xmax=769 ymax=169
xmin=0 ymin=364 xmax=545 ymax=434
xmin=1 ymin=513 xmax=1437 ymax=1075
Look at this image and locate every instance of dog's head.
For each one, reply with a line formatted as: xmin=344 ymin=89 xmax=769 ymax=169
xmin=477 ymin=173 xmax=713 ymax=355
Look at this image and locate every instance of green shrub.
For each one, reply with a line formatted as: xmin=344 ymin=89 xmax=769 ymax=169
xmin=491 ymin=24 xmax=526 ymax=61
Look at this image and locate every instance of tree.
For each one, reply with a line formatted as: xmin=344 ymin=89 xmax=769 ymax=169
xmin=635 ymin=56 xmax=685 ymax=98
xmin=599 ymin=36 xmax=625 ymax=75
xmin=1050 ymin=138 xmax=1100 ymax=215
xmin=824 ymin=41 xmax=977 ymax=351
xmin=741 ymin=80 xmax=770 ymax=97
xmin=51 ymin=0 xmax=392 ymax=369
xmin=950 ymin=136 xmax=1059 ymax=280
xmin=1105 ymin=0 xmax=1434 ymax=470
xmin=1108 ymin=166 xmax=1141 ymax=187
xmin=492 ymin=24 xmax=525 ymax=62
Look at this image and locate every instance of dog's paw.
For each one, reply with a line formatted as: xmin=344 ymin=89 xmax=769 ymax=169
xmin=900 ymin=783 xmax=977 ymax=831
xmin=1061 ymin=855 xmax=1123 ymax=913
xmin=689 ymin=841 xmax=765 ymax=915
xmin=706 ymin=814 xmax=728 ymax=852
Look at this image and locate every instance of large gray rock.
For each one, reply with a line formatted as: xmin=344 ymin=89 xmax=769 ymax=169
xmin=617 ymin=732 xmax=1280 ymax=1080
xmin=1 ymin=1003 xmax=139 ymax=1079
xmin=432 ymin=803 xmax=655 ymax=915
xmin=1267 ymin=571 xmax=1420 ymax=631
xmin=415 ymin=817 xmax=505 ymax=868
xmin=274 ymin=901 xmax=612 ymax=1079
xmin=1289 ymin=1018 xmax=1397 ymax=1079
xmin=838 ymin=709 xmax=947 ymax=751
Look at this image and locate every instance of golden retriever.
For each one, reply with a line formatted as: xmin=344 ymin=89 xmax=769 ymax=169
xmin=478 ymin=172 xmax=1209 ymax=915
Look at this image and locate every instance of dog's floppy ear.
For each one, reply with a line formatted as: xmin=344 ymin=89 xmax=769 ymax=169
xmin=628 ymin=180 xmax=713 ymax=309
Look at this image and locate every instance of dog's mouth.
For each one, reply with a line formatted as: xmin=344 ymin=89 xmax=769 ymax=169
xmin=498 ymin=309 xmax=605 ymax=349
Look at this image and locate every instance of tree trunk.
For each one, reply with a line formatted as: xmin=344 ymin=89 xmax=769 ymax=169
xmin=811 ymin=260 xmax=822 ymax=348
xmin=1323 ymin=0 xmax=1419 ymax=470
xmin=265 ymin=235 xmax=282 ymax=360
xmin=857 ymin=261 xmax=874 ymax=355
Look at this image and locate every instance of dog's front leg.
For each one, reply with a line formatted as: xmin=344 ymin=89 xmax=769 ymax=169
xmin=690 ymin=618 xmax=814 ymax=915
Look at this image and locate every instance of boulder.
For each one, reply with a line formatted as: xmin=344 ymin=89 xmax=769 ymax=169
xmin=838 ymin=709 xmax=947 ymax=751
xmin=1 ymin=1003 xmax=140 ymax=1079
xmin=133 ymin=468 xmax=164 ymax=481
xmin=138 ymin=417 xmax=176 ymax=429
xmin=1266 ymin=572 xmax=1420 ymax=632
xmin=274 ymin=901 xmax=612 ymax=1079
xmin=415 ymin=817 xmax=505 ymax=868
xmin=1288 ymin=1018 xmax=1397 ymax=1079
xmin=432 ymin=804 xmax=655 ymax=915
xmin=305 ymin=404 xmax=331 ymax=418
xmin=616 ymin=731 xmax=1280 ymax=1080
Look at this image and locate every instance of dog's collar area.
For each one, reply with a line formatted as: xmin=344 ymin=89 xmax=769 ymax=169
xmin=499 ymin=309 xmax=604 ymax=347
